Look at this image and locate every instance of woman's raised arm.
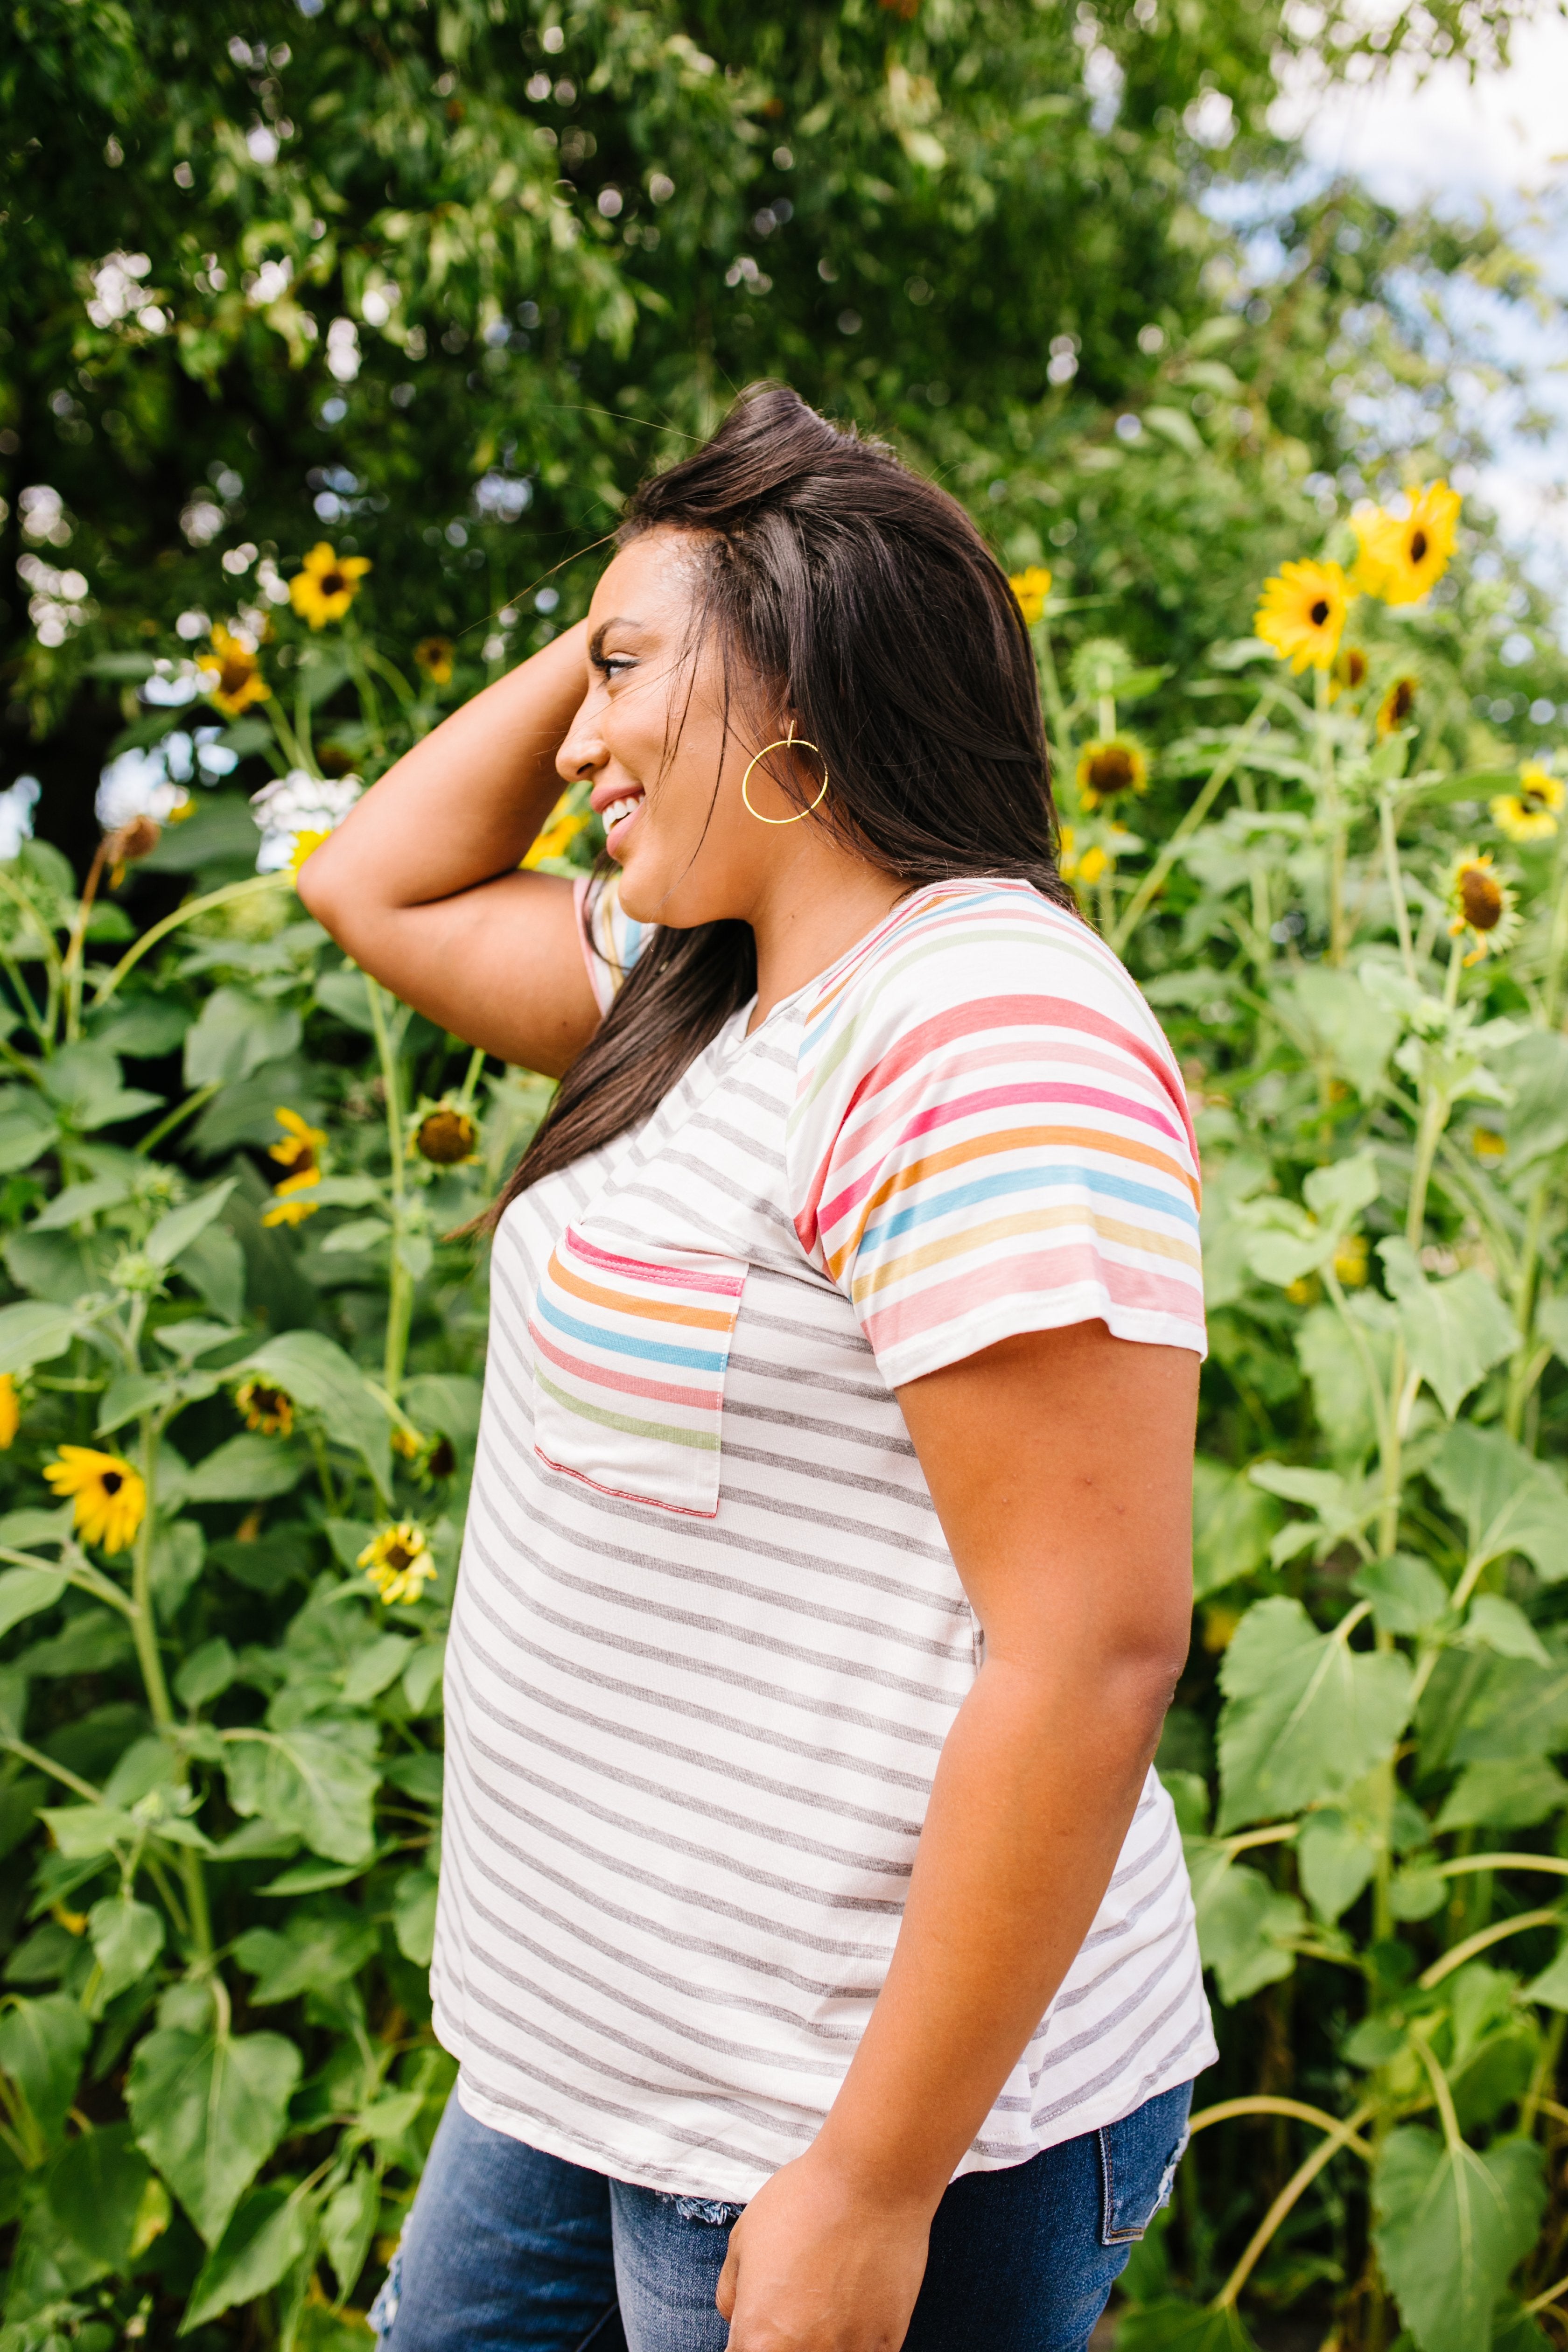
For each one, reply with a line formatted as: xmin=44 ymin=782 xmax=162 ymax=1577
xmin=296 ymin=618 xmax=601 ymax=1076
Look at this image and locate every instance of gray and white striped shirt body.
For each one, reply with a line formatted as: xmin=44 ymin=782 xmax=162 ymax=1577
xmin=433 ymin=914 xmax=1216 ymax=2203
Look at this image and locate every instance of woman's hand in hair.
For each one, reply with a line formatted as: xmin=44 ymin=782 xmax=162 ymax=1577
xmin=296 ymin=619 xmax=603 ymax=1076
xmin=716 ymin=2156 xmax=930 ymax=2352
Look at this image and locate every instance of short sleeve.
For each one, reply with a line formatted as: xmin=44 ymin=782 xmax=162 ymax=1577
xmin=574 ymin=872 xmax=651 ymax=1018
xmin=786 ymin=883 xmax=1206 ymax=1388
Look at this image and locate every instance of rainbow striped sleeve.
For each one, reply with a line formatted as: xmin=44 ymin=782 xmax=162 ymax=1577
xmin=786 ymin=880 xmax=1206 ymax=1387
xmin=575 ymin=873 xmax=651 ymax=1016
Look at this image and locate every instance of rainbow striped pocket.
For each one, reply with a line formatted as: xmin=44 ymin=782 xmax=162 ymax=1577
xmin=529 ymin=1226 xmax=748 ymax=1518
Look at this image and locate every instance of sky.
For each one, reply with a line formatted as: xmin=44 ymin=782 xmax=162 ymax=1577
xmin=1276 ymin=10 xmax=1568 ymax=588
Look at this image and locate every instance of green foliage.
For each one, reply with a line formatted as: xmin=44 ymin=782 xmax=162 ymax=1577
xmin=5 ymin=0 xmax=1568 ymax=2345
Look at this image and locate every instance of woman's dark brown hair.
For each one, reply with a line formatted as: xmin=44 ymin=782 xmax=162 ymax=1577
xmin=495 ymin=382 xmax=1069 ymax=1213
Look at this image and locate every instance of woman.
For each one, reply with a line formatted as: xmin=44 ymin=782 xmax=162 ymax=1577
xmin=301 ymin=385 xmax=1213 ymax=2352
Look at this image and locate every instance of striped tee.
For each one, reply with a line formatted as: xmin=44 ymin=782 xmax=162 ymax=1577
xmin=432 ymin=875 xmax=1214 ymax=2200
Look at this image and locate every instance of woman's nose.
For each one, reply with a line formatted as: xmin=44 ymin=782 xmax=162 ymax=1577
xmin=555 ymin=705 xmax=607 ymax=784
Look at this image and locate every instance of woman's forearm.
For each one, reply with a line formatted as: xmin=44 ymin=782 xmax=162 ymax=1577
xmin=809 ymin=1645 xmax=1173 ymax=2215
xmin=301 ymin=618 xmax=590 ymax=930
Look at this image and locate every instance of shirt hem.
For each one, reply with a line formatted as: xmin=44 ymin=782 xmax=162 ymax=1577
xmin=435 ymin=1998 xmax=1220 ymax=2205
xmin=874 ymin=1293 xmax=1207 ymax=1391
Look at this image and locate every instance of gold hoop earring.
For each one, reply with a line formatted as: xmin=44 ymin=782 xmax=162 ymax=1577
xmin=740 ymin=724 xmax=829 ymax=826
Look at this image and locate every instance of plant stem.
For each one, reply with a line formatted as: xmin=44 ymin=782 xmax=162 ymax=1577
xmin=1315 ymin=666 xmax=1347 ymax=966
xmin=1110 ymin=693 xmax=1275 ymax=953
xmin=60 ymin=836 xmax=112 ymax=1044
xmin=136 ymin=1083 xmax=220 ymax=1157
xmin=1420 ymin=1908 xmax=1563 ymax=1990
xmin=1033 ymin=617 xmax=1074 ymax=779
xmin=1211 ymin=2100 xmax=1377 ymax=2309
xmin=131 ymin=1414 xmax=212 ymax=1958
xmin=455 ymin=1044 xmax=487 ymax=1117
xmin=366 ymin=973 xmax=413 ymax=1400
xmin=1379 ymin=791 xmax=1417 ymax=985
xmin=91 ymin=873 xmax=289 ymax=1011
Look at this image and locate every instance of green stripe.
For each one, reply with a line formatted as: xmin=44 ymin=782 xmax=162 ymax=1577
xmin=536 ymin=1367 xmax=719 ymax=1453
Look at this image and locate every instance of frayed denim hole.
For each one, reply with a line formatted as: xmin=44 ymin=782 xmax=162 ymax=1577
xmin=674 ymin=2196 xmax=744 ymax=2226
xmin=368 ymin=2244 xmax=403 ymax=2341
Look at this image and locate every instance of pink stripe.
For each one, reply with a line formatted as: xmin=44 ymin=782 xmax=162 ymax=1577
xmin=794 ymin=997 xmax=1195 ymax=1253
xmin=859 ymin=1244 xmax=1203 ymax=1359
xmin=565 ymin=1227 xmax=746 ymax=1300
xmin=530 ymin=1321 xmax=722 ymax=1414
xmin=833 ymin=1048 xmax=1184 ymax=1176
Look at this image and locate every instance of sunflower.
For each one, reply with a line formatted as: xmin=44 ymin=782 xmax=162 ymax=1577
xmin=1076 ymin=736 xmax=1148 ymax=812
xmin=236 ymin=1379 xmax=294 ymax=1438
xmin=263 ymin=1106 xmax=325 ymax=1227
xmin=290 ymin=542 xmax=372 ymax=630
xmin=392 ymin=1423 xmax=425 ymax=1461
xmin=1352 ymin=480 xmax=1460 ymax=606
xmin=359 ymin=1521 xmax=436 ymax=1606
xmin=414 ymin=1104 xmax=479 ymax=1166
xmin=1376 ymin=676 xmax=1419 ymax=739
xmin=197 ymin=623 xmax=271 ymax=718
xmin=1008 ymin=565 xmax=1053 ymax=627
xmin=1444 ymin=848 xmax=1520 ymax=962
xmin=1492 ymin=763 xmax=1564 ymax=845
xmin=1332 ymin=1232 xmax=1369 ymax=1288
xmin=0 ymin=1375 xmax=18 ymax=1450
xmin=288 ymin=828 xmax=333 ymax=883
xmin=522 ymin=796 xmax=591 ymax=870
xmin=414 ymin=636 xmax=455 ymax=686
xmin=261 ymin=1193 xmax=319 ymax=1229
xmin=1329 ymin=645 xmax=1367 ymax=700
xmin=1254 ymin=559 xmax=1350 ymax=674
xmin=44 ymin=1446 xmax=146 ymax=1554
xmin=1057 ymin=826 xmax=1109 ymax=887
xmin=1472 ymin=1126 xmax=1507 ymax=1161
xmin=269 ymin=1106 xmax=324 ymax=1179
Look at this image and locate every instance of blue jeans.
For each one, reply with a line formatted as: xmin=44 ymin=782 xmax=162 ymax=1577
xmin=371 ymin=2080 xmax=1193 ymax=2352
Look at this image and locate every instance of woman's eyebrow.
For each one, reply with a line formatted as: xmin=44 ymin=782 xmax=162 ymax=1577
xmin=588 ymin=617 xmax=644 ymax=662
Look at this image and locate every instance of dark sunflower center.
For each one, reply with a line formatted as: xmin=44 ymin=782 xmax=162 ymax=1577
xmin=1390 ymin=680 xmax=1415 ymax=722
xmin=417 ymin=1110 xmax=475 ymax=1164
xmin=101 ymin=1471 xmax=123 ymax=1495
xmin=1461 ymin=869 xmax=1503 ymax=928
xmin=429 ymin=1437 xmax=456 ymax=1479
xmin=1088 ymin=745 xmax=1137 ymax=795
xmin=321 ymin=571 xmax=347 ymax=597
xmin=1309 ymin=599 xmax=1330 ymax=626
xmin=385 ymin=1543 xmax=411 ymax=1572
xmin=220 ymin=657 xmax=252 ymax=692
xmin=1342 ymin=650 xmax=1367 ymax=686
xmin=253 ymin=1386 xmax=286 ymax=1416
xmin=1523 ymin=784 xmax=1547 ymax=812
xmin=1409 ymin=530 xmax=1428 ymax=563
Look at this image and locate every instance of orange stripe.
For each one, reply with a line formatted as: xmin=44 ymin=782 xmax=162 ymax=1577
xmin=549 ymin=1256 xmax=739 ymax=1333
xmin=826 ymin=1123 xmax=1200 ymax=1280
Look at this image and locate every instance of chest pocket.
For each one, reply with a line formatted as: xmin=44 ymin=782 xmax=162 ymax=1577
xmin=530 ymin=1225 xmax=748 ymax=1519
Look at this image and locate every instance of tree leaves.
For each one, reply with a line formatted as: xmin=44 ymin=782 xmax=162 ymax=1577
xmin=1373 ymin=2128 xmax=1543 ymax=2352
xmin=0 ymin=1991 xmax=91 ymax=2149
xmin=233 ymin=1330 xmax=392 ymax=1499
xmin=1217 ymin=1596 xmax=1413 ymax=1830
xmin=0 ymin=1298 xmax=82 ymax=1378
xmin=223 ymin=1714 xmax=380 ymax=1866
xmin=1379 ymin=1241 xmax=1519 ymax=1421
xmin=181 ymin=2183 xmax=315 ymax=2331
xmin=1431 ymin=1424 xmax=1568 ymax=1583
xmin=126 ymin=2014 xmax=301 ymax=2245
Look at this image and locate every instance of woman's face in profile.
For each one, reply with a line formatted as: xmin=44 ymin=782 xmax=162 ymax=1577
xmin=555 ymin=526 xmax=828 ymax=928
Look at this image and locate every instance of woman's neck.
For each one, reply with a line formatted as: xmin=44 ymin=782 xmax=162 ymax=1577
xmin=742 ymin=842 xmax=909 ymax=1029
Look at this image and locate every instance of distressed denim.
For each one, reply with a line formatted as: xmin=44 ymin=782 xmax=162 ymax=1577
xmin=372 ymin=2079 xmax=1193 ymax=2352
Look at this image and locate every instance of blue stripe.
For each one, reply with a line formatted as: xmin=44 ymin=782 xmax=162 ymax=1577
xmin=861 ymin=1161 xmax=1200 ymax=1257
xmin=536 ymin=1289 xmax=731 ymax=1374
